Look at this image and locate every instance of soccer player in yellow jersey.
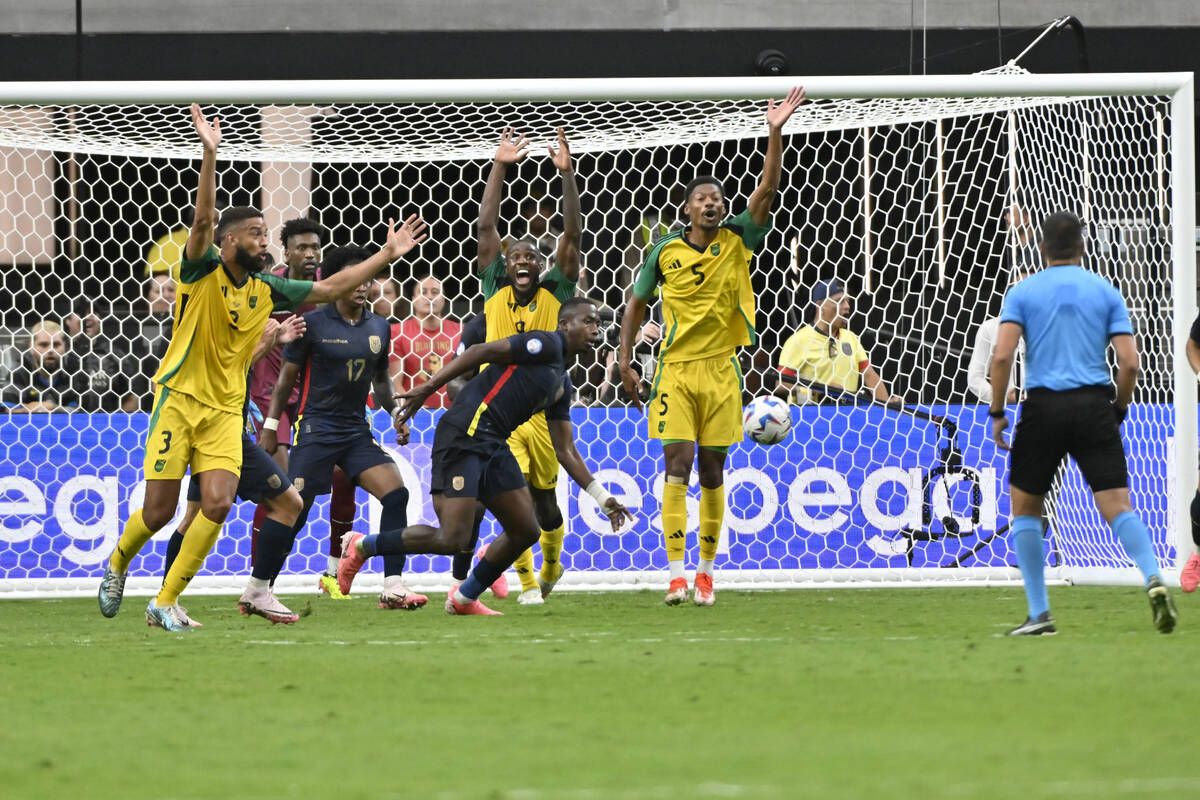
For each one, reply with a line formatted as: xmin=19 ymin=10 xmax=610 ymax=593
xmin=97 ymin=103 xmax=428 ymax=631
xmin=473 ymin=126 xmax=581 ymax=605
xmin=618 ymin=87 xmax=806 ymax=606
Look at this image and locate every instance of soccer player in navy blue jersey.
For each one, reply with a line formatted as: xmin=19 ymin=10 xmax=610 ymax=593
xmin=991 ymin=211 xmax=1177 ymax=635
xmin=338 ymin=297 xmax=633 ymax=615
xmin=248 ymin=245 xmax=423 ymax=621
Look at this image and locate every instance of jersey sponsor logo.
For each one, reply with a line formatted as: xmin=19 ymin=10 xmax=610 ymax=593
xmin=710 ymin=243 xmax=720 ymax=255
xmin=665 ymin=258 xmax=683 ymax=272
xmin=452 ymin=476 xmax=465 ymax=490
xmin=369 ymin=335 xmax=382 ymax=354
xmin=526 ymin=338 xmax=543 ymax=355
xmin=321 ymin=339 xmax=349 ymax=344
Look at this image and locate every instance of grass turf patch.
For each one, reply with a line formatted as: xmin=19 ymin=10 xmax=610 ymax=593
xmin=0 ymin=586 xmax=1196 ymax=799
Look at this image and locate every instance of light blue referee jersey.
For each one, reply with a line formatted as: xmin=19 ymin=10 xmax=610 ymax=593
xmin=998 ymin=264 xmax=1133 ymax=391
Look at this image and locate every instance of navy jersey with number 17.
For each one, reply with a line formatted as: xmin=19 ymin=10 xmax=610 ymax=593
xmin=442 ymin=330 xmax=573 ymax=442
xmin=284 ymin=304 xmax=392 ymax=437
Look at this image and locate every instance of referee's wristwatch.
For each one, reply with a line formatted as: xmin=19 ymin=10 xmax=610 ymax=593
xmin=988 ymin=408 xmax=1006 ymax=419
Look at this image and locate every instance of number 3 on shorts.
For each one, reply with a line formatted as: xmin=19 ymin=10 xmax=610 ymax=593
xmin=157 ymin=430 xmax=173 ymax=454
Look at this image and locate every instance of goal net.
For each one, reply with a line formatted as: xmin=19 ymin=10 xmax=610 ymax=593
xmin=0 ymin=71 xmax=1194 ymax=597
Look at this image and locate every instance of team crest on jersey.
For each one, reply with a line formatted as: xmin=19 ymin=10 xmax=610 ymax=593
xmin=452 ymin=476 xmax=465 ymax=491
xmin=369 ymin=335 xmax=382 ymax=354
xmin=293 ymin=478 xmax=305 ymax=493
xmin=710 ymin=243 xmax=720 ymax=255
xmin=528 ymin=300 xmax=537 ymax=312
xmin=842 ymin=342 xmax=853 ymax=356
xmin=154 ymin=459 xmax=167 ymax=473
xmin=249 ymin=296 xmax=258 ymax=309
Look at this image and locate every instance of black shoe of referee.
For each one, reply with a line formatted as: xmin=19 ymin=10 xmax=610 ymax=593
xmin=1006 ymin=611 xmax=1057 ymax=636
xmin=1146 ymin=576 xmax=1178 ymax=634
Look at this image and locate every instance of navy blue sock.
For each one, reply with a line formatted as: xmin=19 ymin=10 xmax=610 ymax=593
xmin=162 ymin=530 xmax=184 ymax=583
xmin=460 ymin=556 xmax=505 ymax=601
xmin=1011 ymin=515 xmax=1049 ymax=618
xmin=371 ymin=528 xmax=407 ymax=557
xmin=1111 ymin=510 xmax=1161 ymax=585
xmin=379 ymin=488 xmax=409 ymax=577
xmin=252 ymin=517 xmax=299 ymax=582
xmin=1190 ymin=493 xmax=1200 ymax=549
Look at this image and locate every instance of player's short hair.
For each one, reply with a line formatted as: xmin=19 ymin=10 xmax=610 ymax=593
xmin=683 ymin=176 xmax=726 ymax=202
xmin=29 ymin=320 xmax=64 ymax=343
xmin=558 ymin=296 xmax=598 ymax=322
xmin=319 ymin=245 xmax=374 ymax=280
xmin=1041 ymin=212 xmax=1084 ymax=260
xmin=216 ymin=206 xmax=264 ymax=239
xmin=279 ymin=216 xmax=328 ymax=249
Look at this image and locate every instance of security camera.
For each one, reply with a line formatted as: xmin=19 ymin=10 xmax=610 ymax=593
xmin=754 ymin=49 xmax=789 ymax=76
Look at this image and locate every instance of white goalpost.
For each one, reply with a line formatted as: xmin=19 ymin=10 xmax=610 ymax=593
xmin=0 ymin=71 xmax=1193 ymax=597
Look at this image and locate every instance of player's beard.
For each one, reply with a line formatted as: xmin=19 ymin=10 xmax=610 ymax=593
xmin=234 ymin=245 xmax=266 ymax=273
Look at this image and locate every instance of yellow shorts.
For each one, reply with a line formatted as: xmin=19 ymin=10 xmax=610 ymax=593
xmin=143 ymin=386 xmax=243 ymax=480
xmin=648 ymin=354 xmax=744 ymax=447
xmin=508 ymin=411 xmax=558 ymax=490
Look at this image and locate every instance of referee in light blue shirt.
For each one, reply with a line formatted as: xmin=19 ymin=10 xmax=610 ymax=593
xmin=990 ymin=211 xmax=1176 ymax=635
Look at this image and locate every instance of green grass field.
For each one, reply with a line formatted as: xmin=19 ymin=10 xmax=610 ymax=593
xmin=1 ymin=586 xmax=1196 ymax=800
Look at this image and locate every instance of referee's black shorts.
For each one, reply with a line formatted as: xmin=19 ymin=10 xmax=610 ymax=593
xmin=1008 ymin=385 xmax=1128 ymax=496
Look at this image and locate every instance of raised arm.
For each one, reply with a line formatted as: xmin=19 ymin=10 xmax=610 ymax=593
xmin=394 ymin=338 xmax=516 ymax=423
xmin=186 ymin=104 xmax=220 ymax=260
xmin=305 ymin=215 xmax=427 ymax=305
xmin=477 ymin=128 xmax=530 ymax=270
xmin=549 ymin=127 xmax=581 ymax=284
xmin=747 ymin=87 xmax=806 ymax=226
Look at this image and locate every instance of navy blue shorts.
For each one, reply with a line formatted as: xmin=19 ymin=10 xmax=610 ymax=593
xmin=186 ymin=434 xmax=289 ymax=505
xmin=429 ymin=422 xmax=526 ymax=500
xmin=288 ymin=428 xmax=394 ymax=497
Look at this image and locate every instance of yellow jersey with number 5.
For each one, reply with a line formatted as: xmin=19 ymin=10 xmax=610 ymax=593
xmin=632 ymin=209 xmax=769 ymax=364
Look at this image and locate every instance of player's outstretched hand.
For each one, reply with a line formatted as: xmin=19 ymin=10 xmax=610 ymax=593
xmin=991 ymin=414 xmax=1011 ymax=451
xmin=765 ymin=86 xmax=806 ymax=131
xmin=383 ymin=214 xmax=428 ymax=260
xmin=394 ymin=383 xmax=434 ymax=424
xmin=602 ymin=498 xmax=634 ymax=533
xmin=495 ymin=127 xmax=531 ymax=165
xmin=275 ymin=314 xmax=306 ymax=345
xmin=190 ymin=103 xmax=221 ymax=152
xmin=618 ymin=362 xmax=644 ymax=412
xmin=547 ymin=127 xmax=572 ymax=172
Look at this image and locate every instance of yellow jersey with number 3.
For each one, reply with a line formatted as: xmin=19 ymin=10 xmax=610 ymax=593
xmin=153 ymin=244 xmax=312 ymax=413
xmin=632 ymin=208 xmax=769 ymax=364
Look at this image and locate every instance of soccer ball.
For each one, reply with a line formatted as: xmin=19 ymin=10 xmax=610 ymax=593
xmin=742 ymin=395 xmax=792 ymax=445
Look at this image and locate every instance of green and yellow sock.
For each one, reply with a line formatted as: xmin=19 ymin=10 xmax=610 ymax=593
xmin=663 ymin=477 xmax=688 ymax=578
xmin=513 ymin=547 xmax=538 ymax=592
xmin=156 ymin=512 xmax=221 ymax=606
xmin=110 ymin=509 xmax=156 ymax=573
xmin=538 ymin=525 xmax=565 ymax=583
xmin=698 ymin=486 xmax=724 ymax=575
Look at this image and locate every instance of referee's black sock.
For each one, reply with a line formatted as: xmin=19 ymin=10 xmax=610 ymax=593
xmin=379 ymin=488 xmax=409 ymax=577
